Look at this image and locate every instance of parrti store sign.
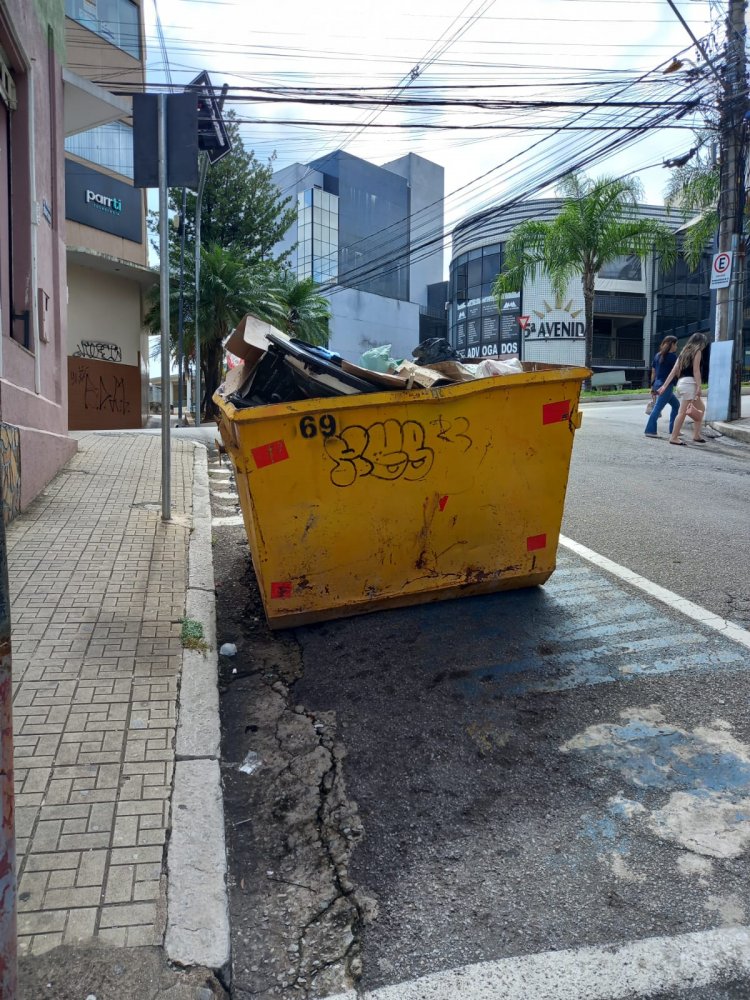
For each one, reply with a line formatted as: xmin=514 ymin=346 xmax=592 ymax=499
xmin=65 ymin=159 xmax=142 ymax=243
xmin=86 ymin=189 xmax=123 ymax=215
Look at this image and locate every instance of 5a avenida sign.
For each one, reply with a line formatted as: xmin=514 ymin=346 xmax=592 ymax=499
xmin=520 ymin=313 xmax=585 ymax=339
xmin=520 ymin=290 xmax=585 ymax=340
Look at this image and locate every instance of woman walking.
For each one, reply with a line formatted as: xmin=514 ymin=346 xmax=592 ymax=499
xmin=657 ymin=332 xmax=709 ymax=445
xmin=644 ymin=336 xmax=679 ymax=438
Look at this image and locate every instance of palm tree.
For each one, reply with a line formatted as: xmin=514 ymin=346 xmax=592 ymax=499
xmin=664 ymin=150 xmax=720 ymax=269
xmin=493 ymin=173 xmax=677 ymax=372
xmin=147 ymin=243 xmax=277 ymax=419
xmin=268 ymin=271 xmax=330 ymax=346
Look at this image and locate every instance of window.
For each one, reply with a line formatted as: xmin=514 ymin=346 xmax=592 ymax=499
xmin=65 ymin=0 xmax=140 ymax=59
xmin=1 ymin=35 xmax=33 ymax=351
xmin=65 ymin=121 xmax=133 ymax=178
xmin=296 ymin=188 xmax=338 ymax=284
xmin=599 ymin=255 xmax=642 ymax=281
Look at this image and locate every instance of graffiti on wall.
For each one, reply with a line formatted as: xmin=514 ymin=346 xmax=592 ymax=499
xmin=0 ymin=424 xmax=21 ymax=524
xmin=70 ymin=365 xmax=131 ymax=415
xmin=68 ymin=357 xmax=140 ymax=431
xmin=72 ymin=340 xmax=122 ymax=363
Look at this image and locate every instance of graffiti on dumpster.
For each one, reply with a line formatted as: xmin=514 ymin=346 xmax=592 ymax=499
xmin=322 ymin=414 xmax=473 ymax=488
xmin=430 ymin=415 xmax=473 ymax=453
xmin=325 ymin=419 xmax=435 ymax=487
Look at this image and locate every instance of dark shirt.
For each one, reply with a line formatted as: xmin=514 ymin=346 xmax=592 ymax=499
xmin=652 ymin=351 xmax=677 ymax=384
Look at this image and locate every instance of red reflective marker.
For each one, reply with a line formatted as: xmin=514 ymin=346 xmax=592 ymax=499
xmin=252 ymin=439 xmax=289 ymax=469
xmin=526 ymin=534 xmax=547 ymax=551
xmin=542 ymin=400 xmax=570 ymax=425
xmin=271 ymin=581 xmax=293 ymax=599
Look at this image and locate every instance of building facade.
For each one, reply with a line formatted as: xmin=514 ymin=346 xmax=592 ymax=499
xmin=0 ymin=0 xmax=76 ymax=518
xmin=274 ymin=150 xmax=444 ymax=361
xmin=449 ymin=198 xmax=689 ymax=380
xmin=451 ymin=199 xmax=750 ymax=380
xmin=63 ymin=0 xmax=154 ymax=431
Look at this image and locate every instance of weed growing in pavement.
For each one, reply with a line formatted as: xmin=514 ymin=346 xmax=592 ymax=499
xmin=180 ymin=617 xmax=210 ymax=653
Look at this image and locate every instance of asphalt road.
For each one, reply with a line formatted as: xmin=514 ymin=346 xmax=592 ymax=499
xmin=212 ymin=399 xmax=750 ymax=1000
xmin=564 ymin=398 xmax=750 ymax=628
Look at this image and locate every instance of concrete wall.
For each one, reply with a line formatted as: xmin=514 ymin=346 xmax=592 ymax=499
xmin=67 ymin=263 xmax=143 ymax=366
xmin=383 ymin=153 xmax=445 ymax=305
xmin=328 ymin=288 xmax=421 ymax=361
xmin=0 ymin=0 xmax=77 ymax=515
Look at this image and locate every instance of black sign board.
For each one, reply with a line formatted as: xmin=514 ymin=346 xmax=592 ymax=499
xmin=187 ymin=71 xmax=231 ymax=165
xmin=133 ymin=93 xmax=199 ymax=189
xmin=65 ymin=159 xmax=143 ymax=243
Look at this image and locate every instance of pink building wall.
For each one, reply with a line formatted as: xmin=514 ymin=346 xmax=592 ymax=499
xmin=0 ymin=0 xmax=75 ymax=519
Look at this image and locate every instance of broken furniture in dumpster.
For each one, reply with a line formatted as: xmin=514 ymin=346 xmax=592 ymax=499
xmin=216 ymin=317 xmax=590 ymax=629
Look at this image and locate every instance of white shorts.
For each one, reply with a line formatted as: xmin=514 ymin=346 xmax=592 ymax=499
xmin=677 ymin=377 xmax=699 ymax=400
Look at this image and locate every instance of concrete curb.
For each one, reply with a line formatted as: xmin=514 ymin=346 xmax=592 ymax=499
xmin=581 ymin=386 xmax=750 ymax=405
xmin=711 ymin=420 xmax=750 ymax=444
xmin=166 ymin=442 xmax=230 ymax=973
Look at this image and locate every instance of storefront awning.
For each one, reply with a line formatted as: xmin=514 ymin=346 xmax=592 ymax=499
xmin=67 ymin=246 xmax=158 ymax=288
xmin=63 ymin=69 xmax=131 ymax=137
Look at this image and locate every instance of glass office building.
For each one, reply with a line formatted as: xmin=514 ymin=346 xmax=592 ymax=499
xmin=450 ymin=199 xmax=750 ymax=381
xmin=308 ymin=151 xmax=411 ymax=301
xmin=273 ymin=150 xmax=445 ymax=361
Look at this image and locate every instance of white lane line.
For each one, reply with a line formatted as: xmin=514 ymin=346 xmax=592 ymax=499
xmin=324 ymin=926 xmax=750 ymax=1000
xmin=211 ymin=490 xmax=239 ymax=500
xmin=212 ymin=515 xmax=243 ymax=527
xmin=559 ymin=535 xmax=750 ymax=651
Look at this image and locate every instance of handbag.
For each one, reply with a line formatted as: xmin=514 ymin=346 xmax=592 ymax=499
xmin=645 ymin=399 xmax=654 ymax=414
xmin=686 ymin=399 xmax=704 ymax=421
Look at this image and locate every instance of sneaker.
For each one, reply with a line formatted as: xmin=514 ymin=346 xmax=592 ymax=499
xmin=644 ymin=432 xmax=659 ymax=438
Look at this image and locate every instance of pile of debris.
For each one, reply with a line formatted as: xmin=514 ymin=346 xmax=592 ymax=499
xmin=217 ymin=315 xmax=523 ymax=409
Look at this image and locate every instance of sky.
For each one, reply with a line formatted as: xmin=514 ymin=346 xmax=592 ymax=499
xmin=143 ymin=0 xmax=724 ymax=235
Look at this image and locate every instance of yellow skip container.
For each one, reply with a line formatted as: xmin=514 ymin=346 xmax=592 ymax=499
xmin=216 ymin=361 xmax=589 ymax=629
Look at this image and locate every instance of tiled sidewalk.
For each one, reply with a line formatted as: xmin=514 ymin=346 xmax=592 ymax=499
xmin=8 ymin=434 xmax=195 ymax=956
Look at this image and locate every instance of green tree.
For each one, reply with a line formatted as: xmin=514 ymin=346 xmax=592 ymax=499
xmin=267 ymin=272 xmax=330 ymax=346
xmin=664 ymin=150 xmax=720 ymax=269
xmin=165 ymin=113 xmax=296 ymax=269
xmin=148 ymin=118 xmax=299 ymax=418
xmin=493 ymin=173 xmax=676 ymax=372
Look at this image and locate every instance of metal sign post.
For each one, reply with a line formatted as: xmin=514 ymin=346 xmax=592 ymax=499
xmin=194 ymin=153 xmax=209 ymax=427
xmin=0 ymin=512 xmax=16 ymax=997
xmin=158 ymin=93 xmax=172 ymax=522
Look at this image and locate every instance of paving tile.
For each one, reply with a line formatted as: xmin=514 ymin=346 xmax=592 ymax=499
xmin=8 ymin=436 xmax=193 ymax=948
xmin=30 ymin=932 xmax=64 ymax=955
xmin=64 ymin=908 xmax=98 ymax=944
xmin=105 ymin=864 xmax=135 ymax=904
xmin=99 ymin=902 xmax=156 ymax=928
xmin=24 ymin=852 xmax=80 ymax=873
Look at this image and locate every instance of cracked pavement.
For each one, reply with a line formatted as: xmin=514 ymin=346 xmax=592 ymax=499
xmin=215 ymin=509 xmax=375 ymax=999
xmin=210 ymin=406 xmax=750 ymax=1000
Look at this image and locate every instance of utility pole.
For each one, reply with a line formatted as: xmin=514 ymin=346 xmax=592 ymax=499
xmin=715 ymin=0 xmax=748 ymax=421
